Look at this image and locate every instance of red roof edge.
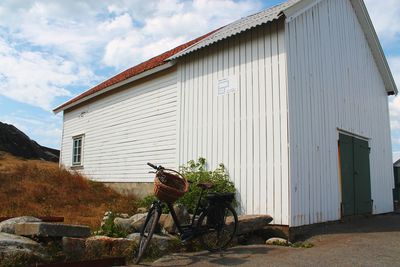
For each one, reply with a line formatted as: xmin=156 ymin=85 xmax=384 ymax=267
xmin=53 ymin=28 xmax=220 ymax=113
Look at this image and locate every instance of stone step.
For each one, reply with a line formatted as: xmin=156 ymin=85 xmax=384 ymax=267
xmin=15 ymin=222 xmax=91 ymax=238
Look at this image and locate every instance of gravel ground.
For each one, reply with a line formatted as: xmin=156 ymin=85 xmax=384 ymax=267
xmin=132 ymin=213 xmax=400 ymax=267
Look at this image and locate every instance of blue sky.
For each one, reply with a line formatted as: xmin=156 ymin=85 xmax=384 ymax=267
xmin=0 ymin=0 xmax=399 ymax=160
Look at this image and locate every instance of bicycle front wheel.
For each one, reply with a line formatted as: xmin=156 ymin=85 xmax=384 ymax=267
xmin=197 ymin=203 xmax=238 ymax=252
xmin=134 ymin=205 xmax=161 ymax=264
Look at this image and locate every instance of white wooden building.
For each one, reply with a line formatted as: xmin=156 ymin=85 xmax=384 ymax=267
xmin=54 ymin=0 xmax=397 ymax=227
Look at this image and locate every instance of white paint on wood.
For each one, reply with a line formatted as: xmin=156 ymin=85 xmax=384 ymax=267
xmin=286 ymin=0 xmax=394 ymax=227
xmin=177 ymin=20 xmax=290 ymax=225
xmin=61 ymin=71 xmax=178 ymax=182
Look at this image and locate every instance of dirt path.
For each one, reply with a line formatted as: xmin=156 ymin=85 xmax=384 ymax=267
xmin=134 ymin=213 xmax=400 ymax=266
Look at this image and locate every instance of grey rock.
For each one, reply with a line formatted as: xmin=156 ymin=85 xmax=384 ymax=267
xmin=0 ymin=232 xmax=46 ymax=264
xmin=266 ymin=237 xmax=291 ymax=246
xmin=0 ymin=232 xmax=40 ymax=249
xmin=137 ymin=207 xmax=148 ymax=213
xmin=163 ymin=204 xmax=190 ymax=234
xmin=0 ymin=216 xmax=41 ymax=234
xmin=236 ymin=215 xmax=273 ymax=235
xmin=85 ymin=236 xmax=137 ymax=261
xmin=127 ymin=233 xmax=179 ymax=252
xmin=114 ymin=213 xmax=147 ymax=233
xmin=15 ymin=222 xmax=91 ymax=238
xmin=62 ymin=237 xmax=86 ymax=261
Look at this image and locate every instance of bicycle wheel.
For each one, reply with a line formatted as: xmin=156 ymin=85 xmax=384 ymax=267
xmin=197 ymin=203 xmax=238 ymax=252
xmin=134 ymin=205 xmax=161 ymax=264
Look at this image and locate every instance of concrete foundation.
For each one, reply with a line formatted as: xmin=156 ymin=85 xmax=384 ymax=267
xmin=103 ymin=182 xmax=153 ymax=199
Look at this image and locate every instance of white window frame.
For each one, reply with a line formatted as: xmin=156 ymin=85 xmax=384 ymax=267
xmin=72 ymin=135 xmax=84 ymax=166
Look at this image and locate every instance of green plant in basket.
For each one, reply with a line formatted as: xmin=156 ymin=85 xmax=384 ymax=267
xmin=137 ymin=158 xmax=237 ymax=214
xmin=178 ymin=158 xmax=237 ymax=213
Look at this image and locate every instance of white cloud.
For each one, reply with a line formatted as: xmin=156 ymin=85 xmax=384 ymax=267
xmin=365 ymin=0 xmax=400 ymax=42
xmin=103 ymin=0 xmax=260 ymax=68
xmin=0 ymin=0 xmax=262 ymax=148
xmin=0 ymin=38 xmax=97 ymax=110
xmin=0 ymin=0 xmax=266 ymax=146
xmin=389 ymin=57 xmax=400 ymax=88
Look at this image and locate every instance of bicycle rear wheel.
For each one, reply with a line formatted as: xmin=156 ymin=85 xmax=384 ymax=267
xmin=134 ymin=205 xmax=161 ymax=264
xmin=197 ymin=203 xmax=238 ymax=252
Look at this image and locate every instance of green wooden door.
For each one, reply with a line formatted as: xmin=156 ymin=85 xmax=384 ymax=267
xmin=339 ymin=134 xmax=355 ymax=216
xmin=339 ymin=133 xmax=372 ymax=216
xmin=354 ymin=138 xmax=372 ymax=214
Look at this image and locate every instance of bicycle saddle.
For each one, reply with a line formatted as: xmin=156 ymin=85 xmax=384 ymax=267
xmin=197 ymin=182 xmax=214 ymax=190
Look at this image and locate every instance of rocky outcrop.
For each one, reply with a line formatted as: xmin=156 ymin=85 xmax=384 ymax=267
xmin=0 ymin=121 xmax=59 ymax=162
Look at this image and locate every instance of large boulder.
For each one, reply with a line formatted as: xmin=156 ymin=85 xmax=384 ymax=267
xmin=0 ymin=216 xmax=41 ymax=234
xmin=0 ymin=232 xmax=46 ymax=266
xmin=162 ymin=204 xmax=190 ymax=234
xmin=114 ymin=213 xmax=147 ymax=233
xmin=237 ymin=215 xmax=273 ymax=235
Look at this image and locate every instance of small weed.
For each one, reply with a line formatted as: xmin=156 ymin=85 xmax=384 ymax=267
xmin=270 ymin=240 xmax=314 ymax=248
xmin=292 ymin=242 xmax=314 ymax=248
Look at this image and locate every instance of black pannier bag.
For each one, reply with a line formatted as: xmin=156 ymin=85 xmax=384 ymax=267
xmin=206 ymin=193 xmax=235 ymax=227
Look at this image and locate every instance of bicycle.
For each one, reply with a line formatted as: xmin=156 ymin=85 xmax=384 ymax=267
xmin=133 ymin=162 xmax=239 ymax=264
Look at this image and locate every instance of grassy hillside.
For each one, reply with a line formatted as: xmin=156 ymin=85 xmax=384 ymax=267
xmin=0 ymin=152 xmax=138 ymax=229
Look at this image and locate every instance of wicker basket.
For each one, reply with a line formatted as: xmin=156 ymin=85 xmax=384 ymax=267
xmin=154 ymin=169 xmax=189 ymax=203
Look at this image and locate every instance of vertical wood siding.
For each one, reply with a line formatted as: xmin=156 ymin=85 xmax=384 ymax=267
xmin=177 ymin=20 xmax=290 ymax=225
xmin=286 ymin=0 xmax=394 ymax=226
xmin=61 ymin=71 xmax=178 ymax=182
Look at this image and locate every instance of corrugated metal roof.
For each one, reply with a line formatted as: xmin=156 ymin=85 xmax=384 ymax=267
xmin=168 ymin=0 xmax=301 ymax=60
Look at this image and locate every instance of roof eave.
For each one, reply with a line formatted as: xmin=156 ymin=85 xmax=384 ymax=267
xmin=53 ymin=61 xmax=176 ymax=114
xmin=284 ymin=0 xmax=397 ymax=95
xmin=349 ymin=0 xmax=398 ymax=95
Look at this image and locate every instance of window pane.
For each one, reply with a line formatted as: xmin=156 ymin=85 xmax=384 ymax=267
xmin=72 ymin=136 xmax=83 ymax=165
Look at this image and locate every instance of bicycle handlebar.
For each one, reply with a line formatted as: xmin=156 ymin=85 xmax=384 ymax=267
xmin=147 ymin=162 xmax=164 ymax=171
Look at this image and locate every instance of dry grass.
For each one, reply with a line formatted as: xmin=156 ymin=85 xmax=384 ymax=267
xmin=0 ymin=153 xmax=138 ymax=229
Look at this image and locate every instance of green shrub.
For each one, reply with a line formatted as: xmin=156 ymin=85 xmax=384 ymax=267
xmin=137 ymin=158 xmax=237 ymax=214
xmin=179 ymin=158 xmax=236 ymax=213
xmin=94 ymin=212 xmax=128 ymax=238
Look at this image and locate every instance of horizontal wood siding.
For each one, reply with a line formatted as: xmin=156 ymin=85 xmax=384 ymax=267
xmin=286 ymin=0 xmax=394 ymax=226
xmin=61 ymin=71 xmax=178 ymax=182
xmin=177 ymin=20 xmax=289 ymax=225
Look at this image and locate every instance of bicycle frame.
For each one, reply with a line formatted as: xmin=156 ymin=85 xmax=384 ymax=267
xmin=152 ymin=187 xmax=208 ymax=240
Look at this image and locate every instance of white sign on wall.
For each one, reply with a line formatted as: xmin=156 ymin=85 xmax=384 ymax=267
xmin=216 ymin=75 xmax=237 ymax=96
